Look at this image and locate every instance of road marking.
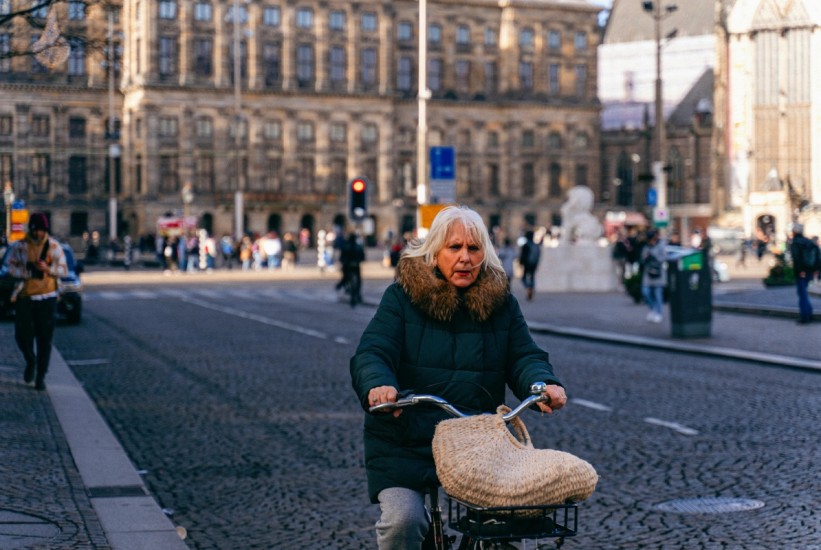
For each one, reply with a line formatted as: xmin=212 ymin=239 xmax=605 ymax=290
xmin=570 ymin=398 xmax=613 ymax=412
xmin=65 ymin=359 xmax=111 ymax=366
xmin=334 ymin=336 xmax=350 ymax=344
xmin=182 ymin=297 xmax=336 ymax=341
xmin=644 ymin=417 xmax=699 ymax=436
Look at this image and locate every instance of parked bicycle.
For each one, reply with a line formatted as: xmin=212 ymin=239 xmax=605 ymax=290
xmin=370 ymin=382 xmax=580 ymax=550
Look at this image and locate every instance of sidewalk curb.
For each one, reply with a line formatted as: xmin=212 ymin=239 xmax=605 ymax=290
xmin=527 ymin=322 xmax=821 ymax=373
xmin=48 ymin=348 xmax=188 ymax=550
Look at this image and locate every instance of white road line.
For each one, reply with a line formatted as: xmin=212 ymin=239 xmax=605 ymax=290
xmin=182 ymin=297 xmax=335 ymax=341
xmin=97 ymin=291 xmax=126 ymax=300
xmin=130 ymin=290 xmax=159 ymax=299
xmin=334 ymin=336 xmax=350 ymax=344
xmin=644 ymin=417 xmax=699 ymax=436
xmin=570 ymin=398 xmax=613 ymax=412
xmin=65 ymin=359 xmax=111 ymax=366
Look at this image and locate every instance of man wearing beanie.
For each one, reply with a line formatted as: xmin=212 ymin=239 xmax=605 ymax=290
xmin=6 ymin=212 xmax=67 ymax=390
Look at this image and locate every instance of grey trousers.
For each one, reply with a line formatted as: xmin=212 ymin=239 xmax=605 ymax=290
xmin=375 ymin=487 xmax=429 ymax=549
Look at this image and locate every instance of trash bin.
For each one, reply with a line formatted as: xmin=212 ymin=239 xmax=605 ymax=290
xmin=666 ymin=247 xmax=712 ymax=337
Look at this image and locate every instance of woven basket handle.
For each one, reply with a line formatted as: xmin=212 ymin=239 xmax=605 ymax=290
xmin=496 ymin=405 xmax=532 ymax=447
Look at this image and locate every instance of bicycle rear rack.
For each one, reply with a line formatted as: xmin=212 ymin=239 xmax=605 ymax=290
xmin=447 ymin=498 xmax=578 ymax=542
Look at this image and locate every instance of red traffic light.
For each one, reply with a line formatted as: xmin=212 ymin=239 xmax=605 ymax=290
xmin=351 ymin=179 xmax=366 ymax=193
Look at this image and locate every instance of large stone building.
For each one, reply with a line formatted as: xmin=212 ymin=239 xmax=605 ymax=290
xmin=0 ymin=0 xmax=602 ymax=246
xmin=597 ymin=0 xmax=718 ymax=240
xmin=723 ymin=0 xmax=821 ymax=240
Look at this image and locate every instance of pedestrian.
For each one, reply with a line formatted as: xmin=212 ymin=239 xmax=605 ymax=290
xmin=262 ymin=231 xmax=282 ymax=270
xmin=281 ymin=232 xmax=298 ymax=271
xmin=6 ymin=213 xmax=67 ymax=391
xmin=496 ymin=237 xmax=516 ymax=284
xmin=220 ymin=234 xmax=236 ymax=269
xmin=350 ymin=205 xmax=566 ymax=549
xmin=339 ymin=233 xmax=365 ymax=306
xmin=640 ymin=229 xmax=667 ymax=323
xmin=789 ymin=223 xmax=820 ymax=325
xmin=518 ymin=230 xmax=541 ymax=300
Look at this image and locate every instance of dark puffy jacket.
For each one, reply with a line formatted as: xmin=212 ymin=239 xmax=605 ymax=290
xmin=350 ymin=256 xmax=562 ymax=502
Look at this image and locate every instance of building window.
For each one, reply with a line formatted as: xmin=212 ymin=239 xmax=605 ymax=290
xmin=297 ymin=121 xmax=314 ymax=143
xmin=263 ymin=6 xmax=280 ymax=27
xmin=575 ymin=164 xmax=588 ymax=187
xmin=361 ymin=12 xmax=377 ymax=33
xmin=229 ymin=40 xmax=248 ymax=84
xmin=574 ymin=31 xmax=587 ymax=52
xmin=519 ymin=28 xmax=534 ymax=49
xmin=428 ymin=58 xmax=442 ymax=91
xmin=263 ymin=121 xmax=281 ymax=140
xmin=484 ymin=61 xmax=496 ymax=94
xmin=549 ymin=30 xmax=561 ymax=51
xmin=519 ymin=62 xmax=533 ymax=91
xmin=484 ymin=27 xmax=497 ymax=46
xmin=31 ymin=1 xmax=47 ymax=18
xmin=159 ymin=117 xmax=178 ymax=137
xmin=455 ymin=60 xmax=470 ymax=92
xmin=522 ymin=163 xmax=535 ymax=197
xmin=457 ymin=25 xmax=470 ymax=46
xmin=575 ymin=132 xmax=589 ymax=149
xmin=488 ymin=163 xmax=499 ymax=196
xmin=330 ymin=122 xmax=346 ymax=143
xmin=298 ymin=158 xmax=315 ymax=190
xmin=265 ymin=158 xmax=282 ymax=190
xmin=159 ymin=0 xmax=176 ymax=20
xmin=549 ymin=63 xmax=560 ymax=94
xmin=575 ymin=65 xmax=587 ymax=97
xmin=0 ymin=34 xmax=9 ymax=72
xmin=296 ymin=8 xmax=313 ymax=29
xmin=397 ymin=57 xmax=412 ymax=91
xmin=549 ymin=163 xmax=561 ymax=196
xmin=68 ymin=117 xmax=85 ymax=138
xmin=548 ymin=131 xmax=562 ymax=149
xmin=0 ymin=0 xmax=9 ymax=15
xmin=522 ymin=130 xmax=535 ymax=148
xmin=69 ymin=212 xmax=88 ymax=236
xmin=159 ymin=36 xmax=177 ymax=77
xmin=68 ymin=156 xmax=87 ymax=194
xmin=32 ymin=115 xmax=50 ymax=137
xmin=0 ymin=115 xmax=12 ymax=136
xmin=159 ymin=155 xmax=179 ymax=193
xmin=196 ymin=155 xmax=215 ymax=192
xmin=68 ymin=40 xmax=85 ymax=75
xmin=195 ymin=117 xmax=212 ymax=138
xmin=194 ymin=38 xmax=212 ymax=76
xmin=397 ymin=21 xmax=413 ymax=42
xmin=68 ymin=1 xmax=85 ymax=20
xmin=487 ymin=131 xmax=498 ymax=148
xmin=263 ymin=43 xmax=281 ymax=87
xmin=362 ymin=123 xmax=378 ymax=145
xmin=361 ymin=47 xmax=377 ymax=87
xmin=193 ymin=2 xmax=212 ymax=21
xmin=296 ymin=44 xmax=313 ymax=86
xmin=32 ymin=154 xmax=50 ymax=194
xmin=329 ymin=46 xmax=345 ymax=84
xmin=329 ymin=11 xmax=345 ymax=31
xmin=429 ymin=24 xmax=442 ymax=45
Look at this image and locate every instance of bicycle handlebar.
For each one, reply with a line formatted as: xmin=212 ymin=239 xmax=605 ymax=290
xmin=368 ymin=381 xmax=551 ymax=422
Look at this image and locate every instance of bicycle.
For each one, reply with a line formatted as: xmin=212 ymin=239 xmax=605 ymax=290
xmin=370 ymin=382 xmax=580 ymax=550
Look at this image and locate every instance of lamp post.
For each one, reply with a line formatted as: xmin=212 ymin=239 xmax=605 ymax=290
xmin=3 ymin=181 xmax=14 ymax=239
xmin=232 ymin=0 xmax=245 ymax=239
xmin=416 ymin=0 xmax=430 ymax=235
xmin=106 ymin=8 xmax=121 ymax=243
xmin=181 ymin=181 xmax=194 ymax=235
xmin=642 ymin=1 xmax=677 ymax=230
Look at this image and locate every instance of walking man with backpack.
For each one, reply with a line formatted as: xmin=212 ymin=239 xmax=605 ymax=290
xmin=519 ymin=230 xmax=541 ymax=301
xmin=789 ymin=223 xmax=820 ymax=325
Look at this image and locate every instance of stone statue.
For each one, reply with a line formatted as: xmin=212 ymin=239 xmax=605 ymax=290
xmin=559 ymin=186 xmax=602 ymax=245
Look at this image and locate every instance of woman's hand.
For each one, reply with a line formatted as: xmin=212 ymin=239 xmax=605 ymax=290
xmin=368 ymin=385 xmax=402 ymax=417
xmin=537 ymin=384 xmax=567 ymax=414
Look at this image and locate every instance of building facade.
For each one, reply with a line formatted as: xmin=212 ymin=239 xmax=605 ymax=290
xmin=0 ymin=0 xmax=602 ymax=247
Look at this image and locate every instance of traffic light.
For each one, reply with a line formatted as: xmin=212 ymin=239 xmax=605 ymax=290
xmin=348 ymin=177 xmax=369 ymax=221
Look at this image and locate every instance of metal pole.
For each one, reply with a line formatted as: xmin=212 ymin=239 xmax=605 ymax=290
xmin=107 ymin=9 xmax=118 ymax=242
xmin=233 ymin=0 xmax=244 ymax=239
xmin=653 ymin=2 xmax=667 ymax=219
xmin=416 ymin=0 xmax=429 ymax=233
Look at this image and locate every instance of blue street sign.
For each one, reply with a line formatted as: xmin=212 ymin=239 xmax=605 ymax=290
xmin=646 ymin=188 xmax=657 ymax=207
xmin=430 ymin=146 xmax=455 ymax=181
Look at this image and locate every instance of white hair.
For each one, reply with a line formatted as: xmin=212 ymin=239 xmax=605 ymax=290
xmin=402 ymin=205 xmax=504 ymax=276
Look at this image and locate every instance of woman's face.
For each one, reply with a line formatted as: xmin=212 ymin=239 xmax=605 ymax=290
xmin=435 ymin=223 xmax=484 ymax=288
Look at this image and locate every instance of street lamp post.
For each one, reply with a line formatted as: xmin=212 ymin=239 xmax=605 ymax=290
xmin=643 ymin=1 xmax=677 ymax=230
xmin=106 ymin=8 xmax=120 ymax=243
xmin=416 ymin=0 xmax=430 ymax=235
xmin=232 ymin=0 xmax=244 ymax=240
xmin=181 ymin=181 xmax=194 ymax=232
xmin=3 ymin=181 xmax=14 ymax=239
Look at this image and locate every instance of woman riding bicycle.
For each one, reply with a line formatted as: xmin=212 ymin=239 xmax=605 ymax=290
xmin=350 ymin=206 xmax=567 ymax=549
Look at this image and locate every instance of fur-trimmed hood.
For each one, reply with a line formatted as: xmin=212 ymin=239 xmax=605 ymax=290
xmin=395 ymin=256 xmax=508 ymax=322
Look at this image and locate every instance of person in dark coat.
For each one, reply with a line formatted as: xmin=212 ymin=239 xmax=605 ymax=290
xmin=350 ymin=205 xmax=566 ymax=549
xmin=789 ymin=222 xmax=820 ymax=324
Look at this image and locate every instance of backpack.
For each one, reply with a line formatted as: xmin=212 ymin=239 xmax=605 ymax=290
xmin=644 ymin=254 xmax=662 ymax=278
xmin=800 ymin=242 xmax=820 ymax=271
xmin=526 ymin=242 xmax=541 ymax=267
